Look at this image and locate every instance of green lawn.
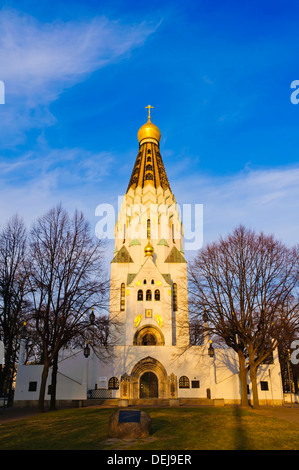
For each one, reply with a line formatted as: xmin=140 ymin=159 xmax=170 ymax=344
xmin=0 ymin=406 xmax=298 ymax=450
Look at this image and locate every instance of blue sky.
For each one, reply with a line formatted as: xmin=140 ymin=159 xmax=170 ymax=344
xmin=0 ymin=0 xmax=299 ymax=261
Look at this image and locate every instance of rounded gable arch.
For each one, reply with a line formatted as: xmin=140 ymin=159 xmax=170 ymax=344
xmin=133 ymin=324 xmax=165 ymax=346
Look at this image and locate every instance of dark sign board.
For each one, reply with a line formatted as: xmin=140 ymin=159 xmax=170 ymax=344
xmin=118 ymin=410 xmax=141 ymax=423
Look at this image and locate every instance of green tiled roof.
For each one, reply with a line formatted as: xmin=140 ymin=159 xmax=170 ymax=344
xmin=111 ymin=245 xmax=133 ymax=263
xmin=127 ymin=273 xmax=137 ymax=284
xmin=129 ymin=238 xmax=141 ymax=246
xmin=157 ymin=238 xmax=169 ymax=246
xmin=164 ymin=246 xmax=186 ymax=263
xmin=162 ymin=273 xmax=171 ymax=284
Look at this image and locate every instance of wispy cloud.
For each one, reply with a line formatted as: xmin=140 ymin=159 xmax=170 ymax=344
xmin=0 ymin=8 xmax=160 ymax=144
xmin=1 ymin=149 xmax=298 ymax=253
xmin=173 ymin=165 xmax=299 ymax=249
xmin=0 ymin=148 xmax=116 ymax=228
xmin=0 ymin=146 xmax=115 ymax=186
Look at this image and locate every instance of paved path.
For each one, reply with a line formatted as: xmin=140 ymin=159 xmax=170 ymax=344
xmin=0 ymin=407 xmax=41 ymax=424
xmin=249 ymin=405 xmax=299 ymax=425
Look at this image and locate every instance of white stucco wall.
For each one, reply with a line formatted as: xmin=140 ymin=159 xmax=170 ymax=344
xmin=14 ymin=344 xmax=284 ymax=405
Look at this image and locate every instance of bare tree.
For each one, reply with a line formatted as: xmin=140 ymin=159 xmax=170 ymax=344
xmin=27 ymin=205 xmax=109 ymax=411
xmin=0 ymin=215 xmax=29 ymax=403
xmin=189 ymin=225 xmax=299 ymax=408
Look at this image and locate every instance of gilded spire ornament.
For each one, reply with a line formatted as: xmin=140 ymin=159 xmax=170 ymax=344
xmin=137 ymin=105 xmax=161 ymax=143
xmin=145 ymin=104 xmax=154 ymax=119
xmin=144 ymin=238 xmax=154 ymax=257
xmin=126 ymin=106 xmax=171 ymax=193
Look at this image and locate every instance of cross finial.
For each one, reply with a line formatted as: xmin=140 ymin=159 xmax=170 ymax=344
xmin=145 ymin=104 xmax=154 ymax=120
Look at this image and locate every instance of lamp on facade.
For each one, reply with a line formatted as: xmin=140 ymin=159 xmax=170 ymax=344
xmin=90 ymin=308 xmax=95 ymax=325
xmin=208 ymin=339 xmax=214 ymax=358
xmin=83 ymin=341 xmax=90 ymax=358
xmin=21 ymin=321 xmax=27 ymax=339
xmin=202 ymin=307 xmax=208 ymax=323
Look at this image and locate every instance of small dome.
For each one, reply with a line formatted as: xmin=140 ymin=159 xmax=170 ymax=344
xmin=144 ymin=239 xmax=154 ymax=256
xmin=138 ymin=118 xmax=161 ymax=143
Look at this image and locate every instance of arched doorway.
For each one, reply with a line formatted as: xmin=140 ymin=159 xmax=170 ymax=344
xmin=130 ymin=356 xmax=168 ymax=399
xmin=140 ymin=371 xmax=158 ymax=398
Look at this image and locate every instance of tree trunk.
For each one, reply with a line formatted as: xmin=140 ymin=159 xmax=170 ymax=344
xmin=38 ymin=362 xmax=50 ymax=412
xmin=237 ymin=349 xmax=249 ymax=407
xmin=249 ymin=361 xmax=260 ymax=408
xmin=50 ymin=353 xmax=58 ymax=411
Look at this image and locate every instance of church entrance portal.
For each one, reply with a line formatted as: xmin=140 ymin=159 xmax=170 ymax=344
xmin=140 ymin=371 xmax=158 ymax=398
xmin=128 ymin=356 xmax=174 ymax=399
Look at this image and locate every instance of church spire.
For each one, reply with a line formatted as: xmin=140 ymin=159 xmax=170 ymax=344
xmin=127 ymin=106 xmax=171 ymax=193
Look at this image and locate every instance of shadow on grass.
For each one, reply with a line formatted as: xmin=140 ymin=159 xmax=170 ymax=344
xmin=149 ymin=418 xmax=172 ymax=435
xmin=233 ymin=407 xmax=250 ymax=450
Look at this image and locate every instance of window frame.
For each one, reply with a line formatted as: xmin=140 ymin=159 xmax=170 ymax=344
xmin=108 ymin=377 xmax=119 ymax=390
xmin=179 ymin=376 xmax=190 ymax=389
xmin=137 ymin=289 xmax=143 ymax=301
xmin=260 ymin=381 xmax=269 ymax=391
xmin=146 ymin=289 xmax=152 ymax=301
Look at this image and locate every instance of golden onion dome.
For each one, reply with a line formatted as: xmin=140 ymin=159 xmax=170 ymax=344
xmin=137 ymin=105 xmax=161 ymax=143
xmin=144 ymin=239 xmax=154 ymax=256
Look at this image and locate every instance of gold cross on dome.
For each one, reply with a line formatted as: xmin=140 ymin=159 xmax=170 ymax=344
xmin=145 ymin=105 xmax=154 ymax=119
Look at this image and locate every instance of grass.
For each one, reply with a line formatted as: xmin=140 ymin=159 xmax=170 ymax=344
xmin=0 ymin=406 xmax=298 ymax=450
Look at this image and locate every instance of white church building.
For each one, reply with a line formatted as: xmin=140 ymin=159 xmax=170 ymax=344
xmin=14 ymin=109 xmax=284 ymax=407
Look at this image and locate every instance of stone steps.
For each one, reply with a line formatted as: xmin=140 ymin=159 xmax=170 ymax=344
xmin=179 ymin=398 xmax=214 ymax=406
xmin=82 ymin=397 xmax=218 ymax=407
xmin=130 ymin=398 xmax=170 ymax=406
xmin=83 ymin=399 xmax=118 ymax=407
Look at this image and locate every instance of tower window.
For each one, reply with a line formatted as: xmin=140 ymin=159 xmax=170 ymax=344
xmin=173 ymin=283 xmax=178 ymax=311
xmin=143 ymin=279 xmax=147 ymax=284
xmin=147 ymin=219 xmax=151 ymax=239
xmin=146 ymin=164 xmax=153 ymax=171
xmin=146 ymin=289 xmax=152 ymax=301
xmin=154 ymin=289 xmax=160 ymax=301
xmin=151 ymin=279 xmax=155 ymax=284
xmin=145 ymin=173 xmax=153 ymax=180
xmin=147 ymin=156 xmax=152 ymax=162
xmin=179 ymin=376 xmax=190 ymax=389
xmin=120 ymin=283 xmax=125 ymax=311
xmin=137 ymin=289 xmax=143 ymax=301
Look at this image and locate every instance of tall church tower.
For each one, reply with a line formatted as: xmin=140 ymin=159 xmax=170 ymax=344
xmin=13 ymin=107 xmax=284 ymax=407
xmin=109 ymin=107 xmax=189 ymax=351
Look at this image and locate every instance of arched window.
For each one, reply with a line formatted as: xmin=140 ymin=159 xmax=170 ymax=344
xmin=147 ymin=156 xmax=152 ymax=162
xmin=146 ymin=289 xmax=152 ymax=301
xmin=137 ymin=289 xmax=143 ymax=301
xmin=108 ymin=377 xmax=119 ymax=390
xmin=123 ymin=223 xmax=126 ymax=244
xmin=145 ymin=173 xmax=153 ymax=180
xmin=143 ymin=279 xmax=147 ymax=284
xmin=154 ymin=289 xmax=160 ymax=301
xmin=146 ymin=164 xmax=153 ymax=171
xmin=120 ymin=283 xmax=125 ymax=311
xmin=173 ymin=283 xmax=178 ymax=311
xmin=179 ymin=376 xmax=190 ymax=389
xmin=142 ymin=333 xmax=156 ymax=345
xmin=133 ymin=325 xmax=165 ymax=346
xmin=147 ymin=218 xmax=151 ymax=239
